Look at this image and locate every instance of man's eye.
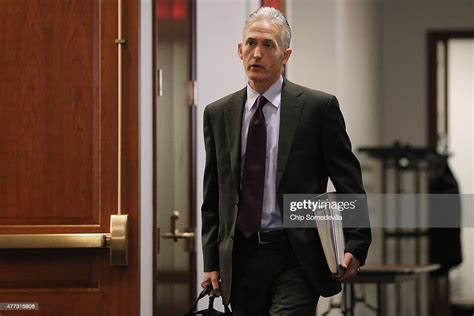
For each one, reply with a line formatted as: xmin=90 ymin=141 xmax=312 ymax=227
xmin=265 ymin=42 xmax=274 ymax=48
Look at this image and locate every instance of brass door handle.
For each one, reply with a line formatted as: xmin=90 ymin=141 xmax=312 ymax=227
xmin=0 ymin=215 xmax=129 ymax=267
xmin=161 ymin=210 xmax=195 ymax=242
xmin=162 ymin=231 xmax=195 ymax=241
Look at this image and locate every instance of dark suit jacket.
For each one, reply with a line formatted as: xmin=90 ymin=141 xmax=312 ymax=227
xmin=201 ymin=79 xmax=371 ymax=305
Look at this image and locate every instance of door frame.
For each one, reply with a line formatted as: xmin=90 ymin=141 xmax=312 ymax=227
xmin=139 ymin=0 xmax=154 ymax=315
xmin=427 ymin=30 xmax=474 ymax=148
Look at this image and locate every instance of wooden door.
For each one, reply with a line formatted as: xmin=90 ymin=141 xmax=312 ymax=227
xmin=154 ymin=0 xmax=196 ymax=314
xmin=0 ymin=1 xmax=139 ymax=315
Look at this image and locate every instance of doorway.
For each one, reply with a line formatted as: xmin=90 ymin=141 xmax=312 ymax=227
xmin=427 ymin=31 xmax=474 ymax=310
xmin=446 ymin=37 xmax=474 ymax=305
xmin=153 ymin=0 xmax=197 ymax=315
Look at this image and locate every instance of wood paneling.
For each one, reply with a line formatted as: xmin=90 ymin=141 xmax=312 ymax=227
xmin=0 ymin=0 xmax=139 ymax=314
xmin=0 ymin=0 xmax=100 ymax=223
xmin=0 ymin=250 xmax=99 ymax=288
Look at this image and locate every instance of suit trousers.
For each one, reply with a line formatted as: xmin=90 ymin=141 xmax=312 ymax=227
xmin=230 ymin=230 xmax=319 ymax=316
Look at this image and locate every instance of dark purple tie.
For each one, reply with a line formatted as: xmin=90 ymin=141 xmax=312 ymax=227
xmin=237 ymin=95 xmax=267 ymax=238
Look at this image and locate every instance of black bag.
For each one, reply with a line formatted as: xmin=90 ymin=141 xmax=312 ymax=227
xmin=183 ymin=287 xmax=232 ymax=316
xmin=428 ymin=162 xmax=463 ymax=275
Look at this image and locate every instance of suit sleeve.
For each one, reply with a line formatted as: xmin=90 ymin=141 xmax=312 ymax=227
xmin=322 ymin=96 xmax=371 ymax=266
xmin=201 ymin=107 xmax=220 ymax=272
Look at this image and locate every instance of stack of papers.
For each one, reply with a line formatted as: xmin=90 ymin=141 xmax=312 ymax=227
xmin=313 ymin=192 xmax=345 ymax=278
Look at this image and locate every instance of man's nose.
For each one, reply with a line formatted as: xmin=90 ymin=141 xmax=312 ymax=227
xmin=253 ymin=46 xmax=262 ymax=58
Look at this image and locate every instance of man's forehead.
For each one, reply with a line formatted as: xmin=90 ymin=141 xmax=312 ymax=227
xmin=244 ymin=21 xmax=280 ymax=41
xmin=244 ymin=33 xmax=277 ymax=42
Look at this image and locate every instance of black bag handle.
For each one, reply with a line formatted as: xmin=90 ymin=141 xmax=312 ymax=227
xmin=183 ymin=287 xmax=232 ymax=315
xmin=184 ymin=288 xmax=209 ymax=315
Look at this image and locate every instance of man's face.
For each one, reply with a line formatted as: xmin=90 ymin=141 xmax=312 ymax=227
xmin=238 ymin=19 xmax=292 ymax=90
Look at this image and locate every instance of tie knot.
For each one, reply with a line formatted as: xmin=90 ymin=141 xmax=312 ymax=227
xmin=256 ymin=95 xmax=267 ymax=109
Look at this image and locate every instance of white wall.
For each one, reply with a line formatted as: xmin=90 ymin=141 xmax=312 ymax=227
xmin=381 ymin=0 xmax=474 ymax=145
xmin=287 ymin=0 xmax=337 ymax=93
xmin=289 ymin=0 xmax=382 ymax=149
xmin=289 ymin=0 xmax=382 ymax=192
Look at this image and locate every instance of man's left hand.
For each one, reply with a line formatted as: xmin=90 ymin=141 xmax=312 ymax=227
xmin=337 ymin=252 xmax=360 ymax=283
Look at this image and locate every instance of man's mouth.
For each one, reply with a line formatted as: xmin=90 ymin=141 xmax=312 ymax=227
xmin=250 ymin=64 xmax=263 ymax=70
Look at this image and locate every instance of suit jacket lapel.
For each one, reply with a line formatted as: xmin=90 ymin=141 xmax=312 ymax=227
xmin=277 ymin=80 xmax=304 ymax=188
xmin=224 ymin=87 xmax=246 ymax=194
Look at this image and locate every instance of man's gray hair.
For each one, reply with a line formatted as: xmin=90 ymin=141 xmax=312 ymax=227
xmin=244 ymin=7 xmax=292 ymax=50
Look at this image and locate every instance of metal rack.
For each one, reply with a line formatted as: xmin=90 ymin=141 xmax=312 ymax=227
xmin=358 ymin=142 xmax=446 ymax=315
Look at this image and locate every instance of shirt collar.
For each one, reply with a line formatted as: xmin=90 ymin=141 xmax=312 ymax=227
xmin=246 ymin=76 xmax=283 ymax=110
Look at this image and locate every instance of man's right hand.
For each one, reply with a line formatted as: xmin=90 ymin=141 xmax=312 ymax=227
xmin=201 ymin=271 xmax=221 ymax=297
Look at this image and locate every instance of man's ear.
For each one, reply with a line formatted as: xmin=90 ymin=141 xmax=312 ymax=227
xmin=281 ymin=47 xmax=293 ymax=65
xmin=237 ymin=42 xmax=243 ymax=60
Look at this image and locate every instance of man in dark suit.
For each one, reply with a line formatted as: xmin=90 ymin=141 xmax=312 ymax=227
xmin=200 ymin=7 xmax=371 ymax=315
